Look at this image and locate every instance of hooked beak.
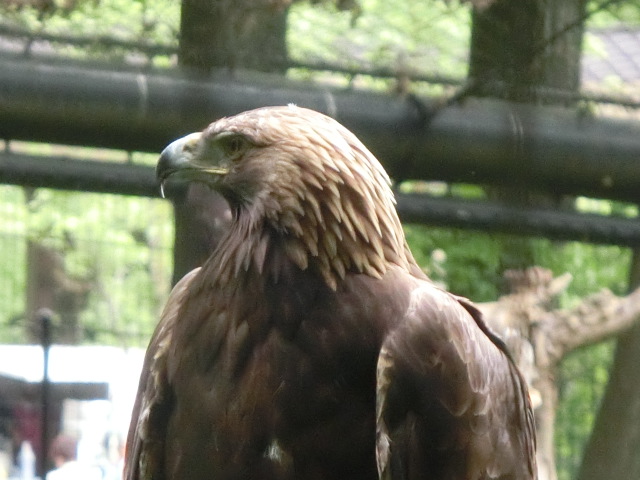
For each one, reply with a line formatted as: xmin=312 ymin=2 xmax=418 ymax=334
xmin=156 ymin=132 xmax=229 ymax=198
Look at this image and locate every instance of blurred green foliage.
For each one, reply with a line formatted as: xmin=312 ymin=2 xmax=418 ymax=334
xmin=288 ymin=0 xmax=470 ymax=77
xmin=0 ymin=0 xmax=179 ymax=65
xmin=1 ymin=0 xmax=179 ymax=41
xmin=0 ymin=184 xmax=173 ymax=347
xmin=555 ymin=341 xmax=615 ymax=480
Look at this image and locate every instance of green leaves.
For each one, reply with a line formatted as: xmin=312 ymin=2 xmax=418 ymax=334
xmin=0 ymin=184 xmax=173 ymax=346
xmin=288 ymin=0 xmax=471 ymax=85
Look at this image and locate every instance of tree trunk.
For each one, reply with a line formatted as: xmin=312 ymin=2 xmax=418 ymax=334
xmin=179 ymin=0 xmax=289 ymax=73
xmin=469 ymin=0 xmax=545 ymax=101
xmin=469 ymin=0 xmax=585 ymax=101
xmin=25 ymin=240 xmax=92 ymax=344
xmin=577 ymin=250 xmax=640 ymax=480
xmin=468 ymin=2 xmax=586 ymax=479
xmin=169 ymin=0 xmax=290 ymax=282
xmin=170 ymin=184 xmax=231 ymax=285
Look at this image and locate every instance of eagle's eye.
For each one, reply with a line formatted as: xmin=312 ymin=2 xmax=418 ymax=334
xmin=219 ymin=134 xmax=249 ymax=160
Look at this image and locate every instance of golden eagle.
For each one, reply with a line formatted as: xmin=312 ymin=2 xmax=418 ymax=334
xmin=125 ymin=105 xmax=536 ymax=480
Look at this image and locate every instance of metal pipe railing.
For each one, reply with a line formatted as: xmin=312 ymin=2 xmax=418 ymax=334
xmin=1 ymin=56 xmax=640 ymax=204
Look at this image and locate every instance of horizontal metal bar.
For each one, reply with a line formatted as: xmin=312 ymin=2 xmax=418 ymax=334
xmin=0 ymin=23 xmax=177 ymax=56
xmin=2 ymin=151 xmax=638 ymax=247
xmin=1 ymin=56 xmax=640 ymax=204
xmin=396 ymin=193 xmax=640 ymax=247
xmin=0 ymin=151 xmax=157 ymax=197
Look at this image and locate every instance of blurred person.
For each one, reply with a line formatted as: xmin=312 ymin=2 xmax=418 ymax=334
xmin=46 ymin=435 xmax=101 ymax=480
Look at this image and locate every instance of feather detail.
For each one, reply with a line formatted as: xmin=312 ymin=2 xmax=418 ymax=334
xmin=253 ymin=234 xmax=269 ymax=274
xmin=193 ymin=105 xmax=412 ymax=288
xmin=350 ymin=245 xmax=371 ymax=273
xmin=304 ymin=168 xmax=327 ymax=189
xmin=324 ymin=196 xmax=344 ymax=227
xmin=337 ymin=207 xmax=358 ymax=241
xmin=300 ymin=227 xmax=319 ymax=257
xmin=369 ymin=235 xmax=386 ymax=266
xmin=350 ymin=212 xmax=371 ymax=244
xmin=325 ymin=179 xmax=341 ymax=200
xmin=284 ymin=238 xmax=309 ymax=271
xmin=282 ymin=213 xmax=304 ymax=237
xmin=303 ymin=193 xmax=322 ymax=226
xmin=321 ymin=269 xmax=338 ymax=291
xmin=328 ymin=219 xmax=343 ymax=242
xmin=331 ymin=255 xmax=347 ymax=281
xmin=363 ymin=263 xmax=384 ymax=279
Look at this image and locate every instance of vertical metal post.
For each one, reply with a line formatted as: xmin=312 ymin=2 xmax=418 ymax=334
xmin=38 ymin=308 xmax=53 ymax=479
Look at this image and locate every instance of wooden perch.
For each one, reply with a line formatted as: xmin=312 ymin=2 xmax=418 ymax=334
xmin=476 ymin=266 xmax=640 ymax=480
xmin=549 ymin=287 xmax=640 ymax=360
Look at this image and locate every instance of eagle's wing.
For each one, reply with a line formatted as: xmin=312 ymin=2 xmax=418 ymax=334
xmin=376 ymin=282 xmax=536 ymax=480
xmin=124 ymin=267 xmax=201 ymax=480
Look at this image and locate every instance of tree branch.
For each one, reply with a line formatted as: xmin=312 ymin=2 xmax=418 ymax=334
xmin=548 ymin=287 xmax=640 ymax=361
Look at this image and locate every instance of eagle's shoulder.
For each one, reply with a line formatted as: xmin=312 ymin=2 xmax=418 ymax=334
xmin=124 ymin=267 xmax=201 ymax=480
xmin=375 ymin=278 xmax=537 ymax=479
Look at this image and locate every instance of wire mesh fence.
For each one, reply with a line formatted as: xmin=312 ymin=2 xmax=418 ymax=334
xmin=0 ymin=183 xmax=173 ymax=348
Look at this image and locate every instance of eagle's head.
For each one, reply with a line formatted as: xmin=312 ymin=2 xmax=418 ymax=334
xmin=157 ymin=105 xmax=412 ymax=289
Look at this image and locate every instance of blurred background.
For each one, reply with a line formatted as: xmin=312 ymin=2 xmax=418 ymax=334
xmin=0 ymin=1 xmax=639 ymax=479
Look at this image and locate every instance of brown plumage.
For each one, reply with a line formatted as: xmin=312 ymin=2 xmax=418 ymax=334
xmin=125 ymin=105 xmax=537 ymax=480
